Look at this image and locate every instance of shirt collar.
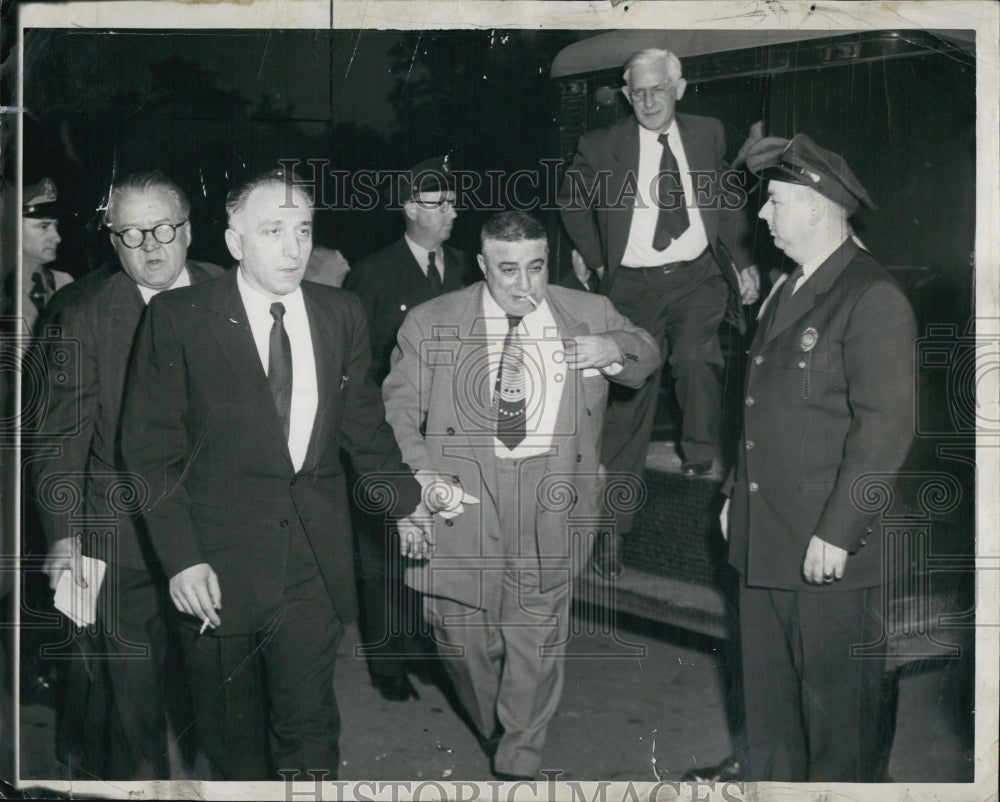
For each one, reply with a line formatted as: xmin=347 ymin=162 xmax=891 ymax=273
xmin=799 ymin=236 xmax=851 ymax=283
xmin=404 ymin=234 xmax=443 ymax=271
xmin=137 ymin=266 xmax=191 ymax=305
xmin=638 ymin=116 xmax=680 ymax=146
xmin=236 ymin=266 xmax=306 ymax=318
xmin=481 ymin=284 xmax=552 ymax=336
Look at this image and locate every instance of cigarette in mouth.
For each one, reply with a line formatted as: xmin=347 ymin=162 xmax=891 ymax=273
xmin=525 ymin=295 xmax=539 ymax=308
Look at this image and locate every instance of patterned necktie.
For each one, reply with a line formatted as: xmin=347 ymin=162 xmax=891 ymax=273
xmin=268 ymin=302 xmax=293 ymax=441
xmin=28 ymin=269 xmax=52 ymax=314
xmin=426 ymin=251 xmax=443 ymax=296
xmin=494 ymin=315 xmax=526 ymax=450
xmin=652 ymin=132 xmax=691 ymax=250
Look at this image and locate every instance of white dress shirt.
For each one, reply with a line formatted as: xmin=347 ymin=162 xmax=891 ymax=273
xmin=482 ymin=289 xmax=566 ymax=459
xmin=237 ymin=269 xmax=318 ymax=471
xmin=405 ymin=234 xmax=444 ymax=282
xmin=137 ymin=266 xmax=191 ymax=305
xmin=621 ymin=119 xmax=710 ymax=267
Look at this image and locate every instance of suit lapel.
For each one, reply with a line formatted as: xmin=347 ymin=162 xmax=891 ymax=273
xmin=106 ymin=271 xmax=145 ymax=364
xmin=442 ymin=246 xmax=467 ymax=292
xmin=206 ymin=270 xmax=293 ymax=468
xmin=759 ymin=239 xmax=858 ymax=348
xmin=301 ymin=283 xmax=337 ymax=471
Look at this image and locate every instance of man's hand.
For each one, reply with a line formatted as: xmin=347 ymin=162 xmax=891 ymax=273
xmin=170 ymin=563 xmax=222 ymax=628
xmin=802 ymin=535 xmax=848 ymax=585
xmin=398 ymin=502 xmax=435 ymax=561
xmin=565 ymin=334 xmax=623 ymax=371
xmin=415 ymin=469 xmax=479 ymax=518
xmin=570 ymin=250 xmax=604 ymax=291
xmin=43 ymin=537 xmax=86 ymax=590
xmin=719 ymin=498 xmax=730 ymax=542
xmin=738 ymin=265 xmax=761 ymax=305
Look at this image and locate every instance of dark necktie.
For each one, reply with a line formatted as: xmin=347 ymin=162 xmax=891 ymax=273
xmin=652 ymin=132 xmax=691 ymax=250
xmin=29 ymin=269 xmax=53 ymax=314
xmin=268 ymin=302 xmax=293 ymax=441
xmin=765 ymin=265 xmax=804 ymax=337
xmin=426 ymin=251 xmax=443 ymax=296
xmin=494 ymin=315 xmax=526 ymax=450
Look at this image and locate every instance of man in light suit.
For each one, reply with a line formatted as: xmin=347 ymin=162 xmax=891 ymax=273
xmin=560 ymin=47 xmax=760 ymax=576
xmin=722 ymin=134 xmax=916 ymax=781
xmin=120 ymin=168 xmax=422 ymax=779
xmin=33 ymin=171 xmax=221 ymax=778
xmin=345 ymin=156 xmax=472 ymax=701
xmin=383 ymin=211 xmax=660 ymax=779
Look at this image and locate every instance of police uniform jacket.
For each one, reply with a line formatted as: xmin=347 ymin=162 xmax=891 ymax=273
xmin=725 ymin=239 xmax=916 ymax=590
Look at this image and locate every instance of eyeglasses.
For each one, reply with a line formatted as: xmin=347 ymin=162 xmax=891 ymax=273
xmin=110 ymin=220 xmax=188 ymax=249
xmin=412 ymin=197 xmax=454 ymax=212
xmin=627 ymin=82 xmax=675 ymax=104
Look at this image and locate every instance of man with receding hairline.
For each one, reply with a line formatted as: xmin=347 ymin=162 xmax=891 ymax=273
xmin=384 ymin=210 xmax=659 ymax=779
xmin=121 ymin=168 xmax=423 ymax=779
xmin=33 ymin=170 xmax=221 ymax=778
xmin=560 ymin=47 xmax=760 ymax=577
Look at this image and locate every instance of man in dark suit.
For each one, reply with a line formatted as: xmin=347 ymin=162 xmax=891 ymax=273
xmin=559 ymin=47 xmax=760 ymax=576
xmin=344 ymin=156 xmax=471 ymax=701
xmin=120 ymin=169 xmax=423 ymax=780
xmin=346 ymin=156 xmax=471 ymax=384
xmin=33 ymin=171 xmax=221 ymax=778
xmin=384 ymin=211 xmax=660 ymax=779
xmin=722 ymin=134 xmax=916 ymax=781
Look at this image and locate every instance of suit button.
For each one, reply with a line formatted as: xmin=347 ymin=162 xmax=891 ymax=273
xmin=586 ymin=408 xmax=592 ymax=416
xmin=576 ymin=454 xmax=582 ymax=463
xmin=399 ymin=304 xmax=407 ymax=311
xmin=451 ymin=475 xmax=460 ymax=484
xmin=290 ymin=477 xmax=297 ymax=486
xmin=798 ymin=360 xmax=807 ymax=369
xmin=749 ymin=482 xmax=760 ymax=492
xmin=446 ymin=427 xmax=455 ymax=435
xmin=859 ymin=539 xmax=867 ymax=547
xmin=444 ymin=519 xmax=453 ymax=527
xmin=745 ymin=396 xmax=755 ymax=406
xmin=745 ymin=440 xmax=754 ymax=450
xmin=280 ymin=519 xmax=289 ymax=528
xmin=753 ymin=355 xmax=764 ymax=365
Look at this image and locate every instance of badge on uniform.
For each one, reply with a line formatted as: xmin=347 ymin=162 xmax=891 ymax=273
xmin=799 ymin=327 xmax=818 ymax=399
xmin=800 ymin=327 xmax=818 ymax=352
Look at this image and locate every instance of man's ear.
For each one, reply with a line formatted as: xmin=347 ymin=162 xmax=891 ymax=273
xmin=224 ymin=227 xmax=243 ymax=261
xmin=673 ymin=78 xmax=688 ymax=102
xmin=620 ymin=86 xmax=634 ymax=107
xmin=403 ymin=199 xmax=419 ymax=222
xmin=477 ymin=253 xmax=487 ymax=276
xmin=183 ymin=220 xmax=192 ymax=249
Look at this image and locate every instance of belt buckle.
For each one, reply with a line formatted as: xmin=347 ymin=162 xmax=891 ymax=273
xmin=661 ymin=264 xmax=674 ymax=275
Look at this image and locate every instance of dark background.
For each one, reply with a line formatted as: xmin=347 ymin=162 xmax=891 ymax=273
xmin=17 ymin=28 xmax=589 ymax=274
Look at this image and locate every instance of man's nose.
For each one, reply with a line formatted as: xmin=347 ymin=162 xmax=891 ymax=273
xmin=141 ymin=231 xmax=161 ymax=252
xmin=282 ymin=230 xmax=300 ymax=258
xmin=514 ymin=270 xmax=531 ymax=291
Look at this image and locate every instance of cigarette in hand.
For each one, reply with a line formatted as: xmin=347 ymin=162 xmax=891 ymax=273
xmin=199 ymin=618 xmax=211 ymax=635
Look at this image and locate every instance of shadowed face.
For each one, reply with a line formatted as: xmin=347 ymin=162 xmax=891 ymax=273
xmin=226 ymin=183 xmax=313 ymax=298
xmin=406 ymin=190 xmax=457 ymax=249
xmin=22 ymin=218 xmax=61 ymax=267
xmin=478 ymin=237 xmax=548 ymax=316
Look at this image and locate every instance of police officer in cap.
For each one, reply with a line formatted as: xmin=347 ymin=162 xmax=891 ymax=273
xmin=21 ymin=177 xmax=73 ymax=332
xmin=345 ymin=156 xmax=472 ymax=700
xmin=720 ymin=133 xmax=916 ymax=781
